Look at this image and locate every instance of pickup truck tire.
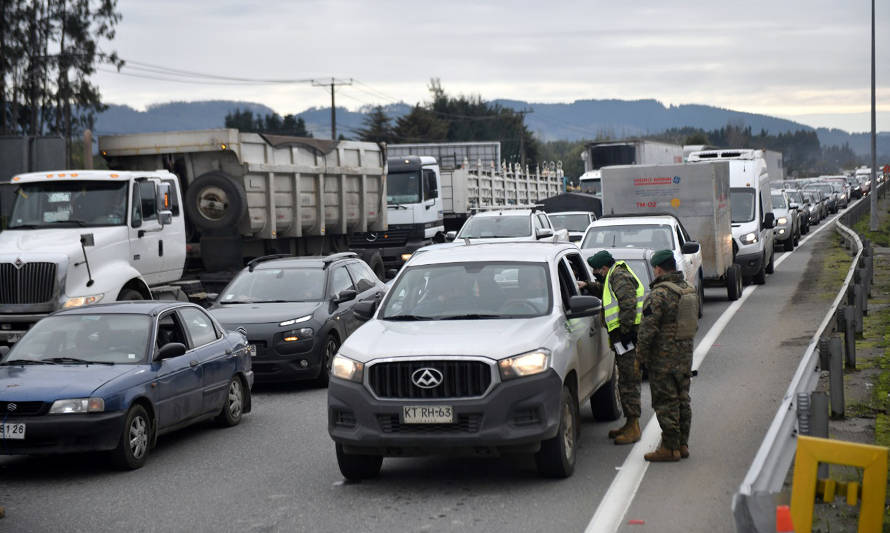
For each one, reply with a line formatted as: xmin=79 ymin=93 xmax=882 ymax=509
xmin=726 ymin=264 xmax=742 ymax=301
xmin=765 ymin=251 xmax=775 ymax=274
xmin=184 ymin=172 xmax=247 ymax=232
xmin=591 ymin=363 xmax=622 ymax=422
xmin=336 ymin=443 xmax=382 ymax=481
xmin=536 ymin=385 xmax=578 ymax=478
xmin=358 ymin=250 xmax=385 ymax=281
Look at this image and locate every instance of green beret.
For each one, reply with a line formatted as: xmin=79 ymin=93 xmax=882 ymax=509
xmin=587 ymin=250 xmax=614 ymax=269
xmin=650 ymin=249 xmax=674 ymax=267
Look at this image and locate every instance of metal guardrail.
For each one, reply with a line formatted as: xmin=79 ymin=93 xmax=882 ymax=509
xmin=731 ymin=184 xmax=885 ymax=532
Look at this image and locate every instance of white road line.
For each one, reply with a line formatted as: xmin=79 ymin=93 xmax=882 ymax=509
xmin=584 ymin=206 xmax=850 ymax=533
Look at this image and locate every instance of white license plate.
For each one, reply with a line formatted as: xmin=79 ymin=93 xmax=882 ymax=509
xmin=0 ymin=422 xmax=25 ymax=440
xmin=402 ymin=405 xmax=454 ymax=424
xmin=247 ymin=345 xmax=257 ymax=357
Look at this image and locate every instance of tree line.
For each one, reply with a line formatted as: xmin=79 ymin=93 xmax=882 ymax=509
xmin=224 ymin=108 xmax=312 ymax=137
xmin=1 ymin=0 xmax=123 ymax=165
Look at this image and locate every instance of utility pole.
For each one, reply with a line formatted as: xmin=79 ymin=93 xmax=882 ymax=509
xmin=870 ymin=0 xmax=878 ymax=230
xmin=312 ymin=78 xmax=353 ymax=140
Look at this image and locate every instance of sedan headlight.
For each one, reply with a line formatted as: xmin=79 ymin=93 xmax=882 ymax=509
xmin=777 ymin=217 xmax=788 ymax=225
xmin=49 ymin=398 xmax=105 ymax=414
xmin=498 ymin=349 xmax=551 ymax=380
xmin=279 ymin=315 xmax=312 ymax=327
xmin=331 ymin=355 xmax=363 ymax=382
xmin=62 ymin=294 xmax=104 ymax=308
xmin=741 ymin=232 xmax=758 ymax=244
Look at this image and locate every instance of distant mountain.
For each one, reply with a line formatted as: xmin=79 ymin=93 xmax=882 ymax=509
xmin=94 ymin=98 xmax=888 ymax=157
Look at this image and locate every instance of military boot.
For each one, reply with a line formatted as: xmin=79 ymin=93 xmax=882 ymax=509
xmin=608 ymin=419 xmax=632 ymax=439
xmin=613 ymin=418 xmax=640 ymax=445
xmin=644 ymin=445 xmax=681 ymax=462
xmin=680 ymin=445 xmax=689 ymax=459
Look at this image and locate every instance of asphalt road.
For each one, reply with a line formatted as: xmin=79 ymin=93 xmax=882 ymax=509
xmin=0 ymin=214 xmax=846 ymax=533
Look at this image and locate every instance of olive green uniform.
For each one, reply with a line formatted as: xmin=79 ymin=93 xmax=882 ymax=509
xmin=637 ymin=271 xmax=694 ymax=450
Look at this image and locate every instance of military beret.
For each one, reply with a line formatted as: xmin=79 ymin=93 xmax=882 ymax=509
xmin=650 ymin=249 xmax=674 ymax=267
xmin=587 ymin=250 xmax=614 ymax=269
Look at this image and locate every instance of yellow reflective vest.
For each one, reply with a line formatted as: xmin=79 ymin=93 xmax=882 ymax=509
xmin=602 ymin=261 xmax=644 ymax=332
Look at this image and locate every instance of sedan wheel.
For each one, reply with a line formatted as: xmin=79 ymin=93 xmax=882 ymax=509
xmin=216 ymin=377 xmax=245 ymax=427
xmin=111 ymin=404 xmax=151 ymax=470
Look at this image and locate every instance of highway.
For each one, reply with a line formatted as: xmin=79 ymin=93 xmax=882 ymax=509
xmin=0 ymin=211 xmax=849 ymax=533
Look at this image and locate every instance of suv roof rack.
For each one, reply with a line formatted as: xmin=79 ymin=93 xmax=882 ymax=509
xmin=322 ymin=251 xmax=358 ymax=266
xmin=247 ymin=254 xmax=292 ymax=272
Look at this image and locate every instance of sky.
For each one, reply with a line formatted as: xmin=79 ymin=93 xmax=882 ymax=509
xmin=95 ymin=0 xmax=889 ymax=133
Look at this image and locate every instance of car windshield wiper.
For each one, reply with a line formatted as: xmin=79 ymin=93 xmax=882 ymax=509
xmin=382 ymin=314 xmax=438 ymax=321
xmin=42 ymin=357 xmax=113 ymax=365
xmin=437 ymin=313 xmax=504 ymax=320
xmin=0 ymin=359 xmax=56 ymax=366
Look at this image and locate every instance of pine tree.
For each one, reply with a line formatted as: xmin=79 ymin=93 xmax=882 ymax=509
xmin=356 ymin=106 xmax=395 ymax=144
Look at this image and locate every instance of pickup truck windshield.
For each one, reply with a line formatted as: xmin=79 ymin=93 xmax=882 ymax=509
xmin=730 ymin=188 xmax=756 ymax=223
xmin=457 ymin=216 xmax=531 ymax=239
xmin=581 ymin=224 xmax=673 ymax=250
xmin=9 ymin=181 xmax=128 ymax=228
xmin=3 ymin=314 xmax=151 ymax=364
xmin=382 ymin=262 xmax=551 ymax=319
xmin=387 ymin=171 xmax=421 ymax=204
xmin=219 ymin=268 xmax=325 ymax=303
xmin=548 ymin=214 xmax=591 ymax=233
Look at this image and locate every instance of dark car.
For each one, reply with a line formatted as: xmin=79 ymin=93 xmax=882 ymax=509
xmin=0 ymin=301 xmax=253 ymax=469
xmin=210 ymin=252 xmax=386 ymax=385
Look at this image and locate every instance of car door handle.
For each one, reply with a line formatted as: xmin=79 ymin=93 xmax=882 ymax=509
xmin=189 ymin=360 xmax=198 ymax=368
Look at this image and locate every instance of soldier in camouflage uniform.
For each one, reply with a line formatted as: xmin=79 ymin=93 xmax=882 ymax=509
xmin=637 ymin=249 xmax=696 ymax=462
xmin=581 ymin=250 xmax=644 ymax=445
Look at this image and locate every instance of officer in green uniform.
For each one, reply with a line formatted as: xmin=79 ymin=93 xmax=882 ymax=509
xmin=637 ymin=249 xmax=698 ymax=462
xmin=581 ymin=250 xmax=645 ymax=444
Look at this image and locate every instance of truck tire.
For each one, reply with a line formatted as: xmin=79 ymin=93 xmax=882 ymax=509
xmin=753 ymin=257 xmax=767 ymax=285
xmin=184 ymin=172 xmax=247 ymax=232
xmin=336 ymin=444 xmax=382 ymax=481
xmin=765 ymin=251 xmax=775 ymax=274
xmin=118 ymin=288 xmax=145 ymax=301
xmin=727 ymin=264 xmax=741 ymax=301
xmin=536 ymin=385 xmax=578 ymax=478
xmin=591 ymin=363 xmax=622 ymax=422
xmin=358 ymin=250 xmax=385 ymax=281
xmin=783 ymin=235 xmax=795 ymax=252
xmin=200 ymin=235 xmax=243 ymax=273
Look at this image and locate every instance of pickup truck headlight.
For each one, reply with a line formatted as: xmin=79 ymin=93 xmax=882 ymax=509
xmin=331 ymin=355 xmax=363 ymax=382
xmin=279 ymin=315 xmax=312 ymax=327
xmin=498 ymin=349 xmax=550 ymax=380
xmin=62 ymin=294 xmax=104 ymax=308
xmin=741 ymin=232 xmax=758 ymax=244
xmin=49 ymin=398 xmax=105 ymax=414
xmin=777 ymin=217 xmax=788 ymax=225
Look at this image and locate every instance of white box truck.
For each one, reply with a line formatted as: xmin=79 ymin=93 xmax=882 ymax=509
xmin=579 ymin=140 xmax=684 ymax=195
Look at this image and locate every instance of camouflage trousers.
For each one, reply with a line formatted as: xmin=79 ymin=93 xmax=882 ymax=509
xmin=648 ymin=369 xmax=691 ymax=450
xmin=616 ymin=349 xmax=641 ymax=419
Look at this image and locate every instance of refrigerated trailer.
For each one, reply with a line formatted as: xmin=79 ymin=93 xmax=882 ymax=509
xmin=600 ymin=161 xmax=744 ymax=300
xmin=579 ymin=140 xmax=684 ymax=194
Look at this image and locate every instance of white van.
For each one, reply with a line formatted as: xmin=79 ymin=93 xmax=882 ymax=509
xmin=688 ymin=150 xmax=776 ymax=284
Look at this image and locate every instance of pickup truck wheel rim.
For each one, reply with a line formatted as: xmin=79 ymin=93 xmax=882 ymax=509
xmin=562 ymin=402 xmax=574 ymax=458
xmin=129 ymin=415 xmax=148 ymax=459
xmin=228 ymin=380 xmax=243 ymax=418
xmin=197 ymin=186 xmax=228 ymax=221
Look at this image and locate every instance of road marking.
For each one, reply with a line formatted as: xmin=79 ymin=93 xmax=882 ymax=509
xmin=584 ymin=206 xmax=850 ymax=533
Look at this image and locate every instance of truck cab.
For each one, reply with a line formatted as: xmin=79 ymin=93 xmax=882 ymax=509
xmin=0 ymin=170 xmax=185 ymax=343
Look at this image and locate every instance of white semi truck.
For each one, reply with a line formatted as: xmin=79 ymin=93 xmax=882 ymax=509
xmin=0 ymin=129 xmax=386 ymax=344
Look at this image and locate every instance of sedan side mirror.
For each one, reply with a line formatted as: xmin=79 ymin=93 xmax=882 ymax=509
xmin=0 ymin=345 xmax=9 ymax=358
xmin=334 ymin=289 xmax=357 ymax=304
xmin=681 ymin=241 xmax=701 ymax=254
xmin=157 ymin=342 xmax=187 ymax=361
xmin=445 ymin=231 xmax=457 ymax=242
xmin=566 ymin=295 xmax=602 ymax=319
xmin=763 ymin=212 xmax=776 ymax=229
xmin=353 ymin=300 xmax=378 ymax=321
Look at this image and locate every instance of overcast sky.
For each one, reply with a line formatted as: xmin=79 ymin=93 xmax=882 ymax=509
xmin=95 ymin=0 xmax=889 ymax=133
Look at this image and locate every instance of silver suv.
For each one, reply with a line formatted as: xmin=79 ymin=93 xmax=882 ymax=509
xmin=328 ymin=242 xmax=619 ymax=479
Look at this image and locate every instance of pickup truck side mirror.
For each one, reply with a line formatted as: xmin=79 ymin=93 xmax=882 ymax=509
xmin=566 ymin=295 xmax=602 ymax=319
xmin=353 ymin=300 xmax=378 ymax=321
xmin=763 ymin=212 xmax=776 ymax=229
xmin=536 ymin=228 xmax=554 ymax=240
xmin=445 ymin=231 xmax=457 ymax=242
xmin=681 ymin=241 xmax=701 ymax=254
xmin=156 ymin=342 xmax=187 ymax=361
xmin=0 ymin=345 xmax=9 ymax=358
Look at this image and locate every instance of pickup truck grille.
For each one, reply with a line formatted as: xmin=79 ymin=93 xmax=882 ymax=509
xmin=377 ymin=414 xmax=482 ymax=433
xmin=0 ymin=262 xmax=56 ymax=304
xmin=368 ymin=360 xmax=492 ymax=399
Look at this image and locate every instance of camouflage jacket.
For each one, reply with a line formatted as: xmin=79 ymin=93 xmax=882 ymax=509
xmin=637 ymin=271 xmax=694 ymax=374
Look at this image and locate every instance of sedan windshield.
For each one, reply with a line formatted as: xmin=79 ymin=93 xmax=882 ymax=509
xmin=457 ymin=216 xmax=531 ymax=239
xmin=2 ymin=314 xmax=151 ymax=364
xmin=730 ymin=188 xmax=756 ymax=223
xmin=387 ymin=171 xmax=420 ymax=204
xmin=9 ymin=181 xmax=128 ymax=228
xmin=220 ymin=268 xmax=325 ymax=303
xmin=382 ymin=262 xmax=551 ymax=319
xmin=548 ymin=213 xmax=591 ymax=233
xmin=581 ymin=224 xmax=674 ymax=250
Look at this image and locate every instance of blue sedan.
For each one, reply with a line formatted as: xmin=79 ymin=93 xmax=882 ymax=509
xmin=0 ymin=301 xmax=253 ymax=469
